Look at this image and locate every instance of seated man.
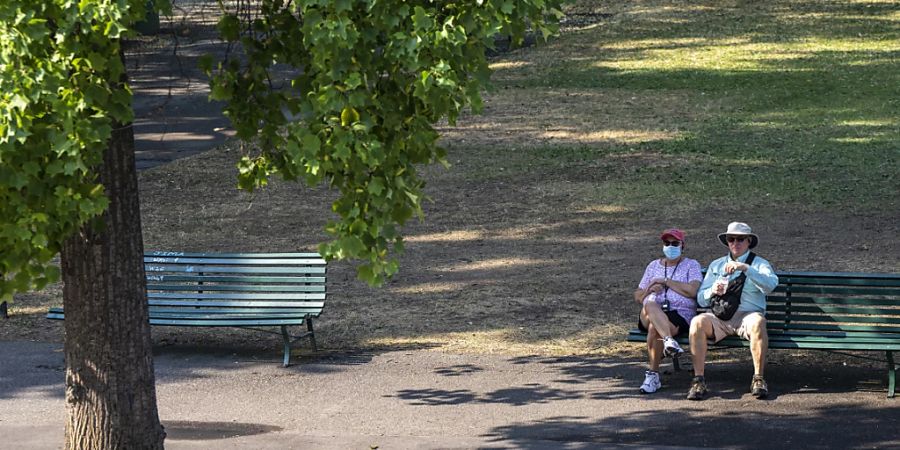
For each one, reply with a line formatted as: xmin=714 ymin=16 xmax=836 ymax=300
xmin=687 ymin=222 xmax=778 ymax=400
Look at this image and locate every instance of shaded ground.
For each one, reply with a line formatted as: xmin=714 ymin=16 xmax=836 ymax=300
xmin=3 ymin=341 xmax=899 ymax=449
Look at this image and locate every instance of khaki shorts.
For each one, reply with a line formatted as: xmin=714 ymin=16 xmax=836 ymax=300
xmin=697 ymin=311 xmax=766 ymax=343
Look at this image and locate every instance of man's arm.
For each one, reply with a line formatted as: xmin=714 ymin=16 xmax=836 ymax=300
xmin=696 ymin=261 xmax=719 ymax=307
xmin=725 ymin=256 xmax=779 ymax=294
xmin=746 ymin=258 xmax=779 ymax=294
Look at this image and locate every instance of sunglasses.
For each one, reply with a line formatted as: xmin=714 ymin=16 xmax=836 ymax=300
xmin=663 ymin=240 xmax=682 ymax=247
xmin=726 ymin=236 xmax=748 ymax=243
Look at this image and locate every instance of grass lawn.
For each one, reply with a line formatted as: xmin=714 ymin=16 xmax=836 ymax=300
xmin=3 ymin=0 xmax=898 ymax=362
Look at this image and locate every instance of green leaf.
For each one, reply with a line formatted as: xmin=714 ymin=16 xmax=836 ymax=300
xmin=340 ymin=107 xmax=360 ymax=126
xmin=217 ymin=15 xmax=241 ymax=42
xmin=368 ymin=178 xmax=384 ymax=196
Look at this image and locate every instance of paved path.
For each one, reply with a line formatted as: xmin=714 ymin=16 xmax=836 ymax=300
xmin=129 ymin=36 xmax=233 ymax=170
xmin=2 ymin=341 xmax=899 ymax=449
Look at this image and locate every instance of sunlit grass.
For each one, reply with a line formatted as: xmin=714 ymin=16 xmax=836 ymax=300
xmin=456 ymin=0 xmax=900 ymax=212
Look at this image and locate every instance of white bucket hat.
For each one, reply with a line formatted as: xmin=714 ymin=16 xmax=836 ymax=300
xmin=718 ymin=222 xmax=759 ymax=249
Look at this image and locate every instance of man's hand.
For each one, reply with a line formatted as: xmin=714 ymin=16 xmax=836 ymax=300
xmin=713 ymin=281 xmax=727 ymax=296
xmin=724 ymin=261 xmax=749 ymax=274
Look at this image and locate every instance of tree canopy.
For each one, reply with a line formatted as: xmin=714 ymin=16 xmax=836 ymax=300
xmin=206 ymin=0 xmax=563 ymax=285
xmin=0 ymin=0 xmax=166 ymax=300
xmin=1 ymin=0 xmax=563 ymax=293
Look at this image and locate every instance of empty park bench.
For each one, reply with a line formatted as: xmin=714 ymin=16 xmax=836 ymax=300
xmin=627 ymin=271 xmax=900 ymax=397
xmin=48 ymin=251 xmax=326 ymax=367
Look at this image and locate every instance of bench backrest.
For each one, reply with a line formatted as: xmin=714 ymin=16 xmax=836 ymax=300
xmin=766 ymin=272 xmax=900 ymax=338
xmin=143 ymin=251 xmax=327 ymax=316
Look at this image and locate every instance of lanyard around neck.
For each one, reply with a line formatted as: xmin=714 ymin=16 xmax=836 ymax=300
xmin=663 ymin=258 xmax=682 ymax=306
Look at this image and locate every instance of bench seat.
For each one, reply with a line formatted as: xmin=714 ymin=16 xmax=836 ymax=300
xmin=48 ymin=251 xmax=326 ymax=366
xmin=628 ymin=271 xmax=900 ymax=397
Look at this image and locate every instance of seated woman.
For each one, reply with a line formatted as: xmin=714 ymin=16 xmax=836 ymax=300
xmin=633 ymin=228 xmax=702 ymax=394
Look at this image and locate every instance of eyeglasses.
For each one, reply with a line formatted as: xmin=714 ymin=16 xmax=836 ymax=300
xmin=726 ymin=236 xmax=748 ymax=243
xmin=663 ymin=241 xmax=682 ymax=247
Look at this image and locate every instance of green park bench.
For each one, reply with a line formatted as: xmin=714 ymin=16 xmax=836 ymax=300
xmin=627 ymin=271 xmax=900 ymax=397
xmin=48 ymin=251 xmax=326 ymax=367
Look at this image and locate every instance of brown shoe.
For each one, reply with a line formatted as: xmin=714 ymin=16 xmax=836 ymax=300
xmin=751 ymin=375 xmax=768 ymax=398
xmin=687 ymin=376 xmax=708 ymax=401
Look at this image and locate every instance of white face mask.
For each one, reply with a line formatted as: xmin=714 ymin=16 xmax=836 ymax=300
xmin=663 ymin=245 xmax=682 ymax=260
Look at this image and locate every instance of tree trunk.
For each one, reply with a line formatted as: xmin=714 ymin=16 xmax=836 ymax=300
xmin=59 ymin=115 xmax=165 ymax=447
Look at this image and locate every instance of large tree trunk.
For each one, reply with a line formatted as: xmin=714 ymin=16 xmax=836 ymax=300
xmin=59 ymin=115 xmax=166 ymax=447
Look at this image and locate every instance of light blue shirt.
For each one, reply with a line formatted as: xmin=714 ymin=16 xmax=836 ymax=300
xmin=698 ymin=251 xmax=779 ymax=313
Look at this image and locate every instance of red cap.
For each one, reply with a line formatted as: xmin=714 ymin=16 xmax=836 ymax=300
xmin=660 ymin=228 xmax=685 ymax=242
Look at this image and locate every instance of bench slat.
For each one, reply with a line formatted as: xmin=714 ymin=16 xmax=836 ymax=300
xmin=147 ymin=299 xmax=324 ymax=308
xmin=772 ymin=286 xmax=900 ymax=296
xmin=144 ymin=257 xmax=326 ymax=265
xmin=766 ymin=313 xmax=900 ymax=325
xmin=627 ymin=331 xmax=900 ymax=348
xmin=149 ymin=318 xmax=308 ymax=326
xmin=146 ymin=251 xmax=320 ymax=258
xmin=144 ymin=265 xmax=326 ymax=274
xmin=766 ymin=321 xmax=900 ymax=334
xmin=150 ymin=312 xmax=320 ymax=319
xmin=767 ymin=304 xmax=900 ymax=316
xmin=149 ymin=284 xmax=325 ymax=293
xmin=777 ymin=271 xmax=900 ymax=283
xmin=145 ymin=275 xmax=325 ymax=283
xmin=149 ymin=292 xmax=324 ymax=300
xmin=148 ymin=307 xmax=318 ymax=314
xmin=767 ymin=296 xmax=900 ymax=307
xmin=49 ymin=309 xmax=324 ymax=320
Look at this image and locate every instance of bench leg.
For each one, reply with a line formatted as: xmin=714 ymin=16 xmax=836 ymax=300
xmin=673 ymin=353 xmax=682 ymax=372
xmin=307 ymin=318 xmax=317 ymax=352
xmin=0 ymin=301 xmax=7 ymax=319
xmin=281 ymin=325 xmax=292 ymax=368
xmin=888 ymin=351 xmax=896 ymax=399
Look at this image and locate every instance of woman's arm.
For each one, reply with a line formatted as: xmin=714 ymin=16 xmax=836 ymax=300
xmin=634 ymin=284 xmax=663 ymax=304
xmin=664 ymin=279 xmax=700 ymax=298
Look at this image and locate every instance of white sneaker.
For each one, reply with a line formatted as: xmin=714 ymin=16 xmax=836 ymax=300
xmin=663 ymin=336 xmax=684 ymax=357
xmin=640 ymin=370 xmax=661 ymax=394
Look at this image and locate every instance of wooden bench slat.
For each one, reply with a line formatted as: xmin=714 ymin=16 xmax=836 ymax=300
xmin=778 ymin=271 xmax=900 ymax=282
xmin=149 ymin=318 xmax=308 ymax=326
xmin=144 ymin=257 xmax=326 ymax=265
xmin=767 ymin=296 xmax=900 ymax=307
xmin=147 ymin=299 xmax=324 ymax=308
xmin=149 ymin=284 xmax=326 ymax=293
xmin=766 ymin=313 xmax=900 ymax=325
xmin=766 ymin=321 xmax=900 ymax=334
xmin=144 ymin=265 xmax=326 ymax=274
xmin=150 ymin=312 xmax=320 ymax=319
xmin=146 ymin=251 xmax=321 ymax=258
xmin=767 ymin=304 xmax=900 ymax=316
xmin=148 ymin=292 xmax=324 ymax=300
xmin=768 ymin=329 xmax=900 ymax=339
xmin=148 ymin=307 xmax=318 ymax=314
xmin=627 ymin=331 xmax=900 ymax=347
xmin=145 ymin=275 xmax=325 ymax=283
xmin=773 ymin=286 xmax=900 ymax=296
